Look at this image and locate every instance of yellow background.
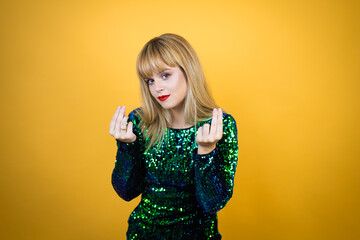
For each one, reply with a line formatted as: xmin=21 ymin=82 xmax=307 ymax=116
xmin=1 ymin=0 xmax=359 ymax=239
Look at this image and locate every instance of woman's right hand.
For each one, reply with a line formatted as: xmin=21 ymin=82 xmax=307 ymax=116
xmin=109 ymin=106 xmax=137 ymax=143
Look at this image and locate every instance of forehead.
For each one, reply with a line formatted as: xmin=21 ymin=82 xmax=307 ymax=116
xmin=138 ymin=53 xmax=178 ymax=79
xmin=153 ymin=66 xmax=173 ymax=75
xmin=137 ymin=41 xmax=180 ymax=79
xmin=145 ymin=64 xmax=175 ymax=79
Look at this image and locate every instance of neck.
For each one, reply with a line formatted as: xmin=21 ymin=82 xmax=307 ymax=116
xmin=168 ymin=104 xmax=192 ymax=129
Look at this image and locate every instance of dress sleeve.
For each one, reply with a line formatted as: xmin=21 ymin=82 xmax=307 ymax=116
xmin=193 ymin=113 xmax=239 ymax=213
xmin=111 ymin=108 xmax=146 ymax=201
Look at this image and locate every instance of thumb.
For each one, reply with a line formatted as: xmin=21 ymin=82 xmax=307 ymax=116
xmin=126 ymin=121 xmax=137 ymax=142
xmin=196 ymin=126 xmax=203 ymax=141
xmin=126 ymin=121 xmax=134 ymax=134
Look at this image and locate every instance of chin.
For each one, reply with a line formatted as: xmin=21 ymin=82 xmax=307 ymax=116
xmin=159 ymin=105 xmax=172 ymax=110
xmin=158 ymin=103 xmax=175 ymax=110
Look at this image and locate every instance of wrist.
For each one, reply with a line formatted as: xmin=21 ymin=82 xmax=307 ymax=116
xmin=116 ymin=135 xmax=137 ymax=143
xmin=197 ymin=145 xmax=216 ymax=155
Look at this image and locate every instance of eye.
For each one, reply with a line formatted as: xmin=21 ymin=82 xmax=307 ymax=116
xmin=146 ymin=79 xmax=154 ymax=85
xmin=161 ymin=73 xmax=170 ymax=79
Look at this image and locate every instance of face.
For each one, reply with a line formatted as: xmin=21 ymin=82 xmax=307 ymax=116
xmin=145 ymin=64 xmax=188 ymax=111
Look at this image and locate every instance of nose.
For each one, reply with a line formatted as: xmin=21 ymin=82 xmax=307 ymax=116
xmin=154 ymin=79 xmax=164 ymax=92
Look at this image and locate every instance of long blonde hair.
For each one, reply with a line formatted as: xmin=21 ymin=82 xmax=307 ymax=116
xmin=135 ymin=33 xmax=219 ymax=151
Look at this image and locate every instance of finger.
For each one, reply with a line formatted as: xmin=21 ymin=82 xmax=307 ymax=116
xmin=203 ymin=123 xmax=210 ymax=139
xmin=119 ymin=106 xmax=125 ymax=119
xmin=209 ymin=108 xmax=217 ymax=137
xmin=196 ymin=126 xmax=203 ymax=141
xmin=115 ymin=106 xmax=125 ymax=132
xmin=216 ymin=108 xmax=223 ymax=139
xmin=109 ymin=106 xmax=120 ymax=133
xmin=126 ymin=121 xmax=134 ymax=135
xmin=119 ymin=116 xmax=129 ymax=134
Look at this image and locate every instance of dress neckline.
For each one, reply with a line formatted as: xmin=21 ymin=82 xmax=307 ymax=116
xmin=167 ymin=125 xmax=195 ymax=131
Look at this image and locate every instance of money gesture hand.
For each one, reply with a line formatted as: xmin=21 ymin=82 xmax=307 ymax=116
xmin=196 ymin=108 xmax=223 ymax=154
xmin=109 ymin=106 xmax=136 ymax=143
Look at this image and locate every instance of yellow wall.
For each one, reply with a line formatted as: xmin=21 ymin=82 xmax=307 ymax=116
xmin=1 ymin=0 xmax=359 ymax=239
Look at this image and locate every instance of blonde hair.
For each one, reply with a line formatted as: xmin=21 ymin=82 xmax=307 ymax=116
xmin=135 ymin=33 xmax=219 ymax=151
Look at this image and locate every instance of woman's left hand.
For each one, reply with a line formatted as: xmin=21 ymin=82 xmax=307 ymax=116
xmin=196 ymin=108 xmax=223 ymax=154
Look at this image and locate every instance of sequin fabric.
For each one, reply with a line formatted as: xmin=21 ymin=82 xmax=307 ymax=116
xmin=112 ymin=108 xmax=239 ymax=240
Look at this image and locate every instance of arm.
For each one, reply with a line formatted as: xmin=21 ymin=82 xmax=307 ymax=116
xmin=111 ymin=108 xmax=146 ymax=201
xmin=193 ymin=113 xmax=239 ymax=213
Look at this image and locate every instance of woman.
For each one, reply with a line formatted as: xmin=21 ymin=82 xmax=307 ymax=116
xmin=109 ymin=33 xmax=238 ymax=240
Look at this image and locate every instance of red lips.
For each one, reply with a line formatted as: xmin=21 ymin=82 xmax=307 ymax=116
xmin=158 ymin=95 xmax=170 ymax=101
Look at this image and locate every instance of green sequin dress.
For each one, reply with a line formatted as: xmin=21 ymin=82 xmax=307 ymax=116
xmin=112 ymin=108 xmax=239 ymax=240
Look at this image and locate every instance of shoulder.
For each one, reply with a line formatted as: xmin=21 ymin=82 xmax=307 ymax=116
xmin=222 ymin=112 xmax=235 ymax=120
xmin=128 ymin=107 xmax=142 ymax=118
xmin=221 ymin=112 xmax=237 ymax=137
xmin=127 ymin=107 xmax=143 ymax=125
xmin=222 ymin=112 xmax=237 ymax=125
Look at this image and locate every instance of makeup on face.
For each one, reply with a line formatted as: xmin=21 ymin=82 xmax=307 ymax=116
xmin=158 ymin=95 xmax=170 ymax=101
xmin=147 ymin=65 xmax=187 ymax=111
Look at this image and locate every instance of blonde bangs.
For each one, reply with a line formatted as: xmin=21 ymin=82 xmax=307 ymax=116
xmin=136 ymin=40 xmax=179 ymax=81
